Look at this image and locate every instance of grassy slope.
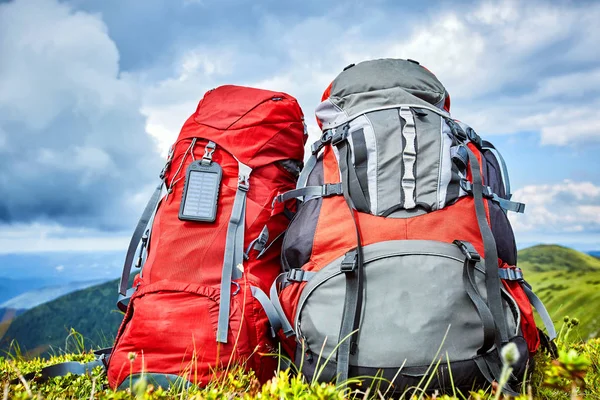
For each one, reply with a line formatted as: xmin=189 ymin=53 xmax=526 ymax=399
xmin=0 ymin=279 xmax=122 ymax=356
xmin=519 ymin=245 xmax=600 ymax=340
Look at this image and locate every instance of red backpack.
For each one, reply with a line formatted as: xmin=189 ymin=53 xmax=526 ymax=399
xmin=106 ymin=85 xmax=306 ymax=389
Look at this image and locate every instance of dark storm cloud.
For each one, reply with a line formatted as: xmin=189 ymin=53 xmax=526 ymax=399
xmin=0 ymin=0 xmax=163 ymax=231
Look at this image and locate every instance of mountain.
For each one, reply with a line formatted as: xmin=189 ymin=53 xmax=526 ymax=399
xmin=0 ymin=251 xmax=123 ymax=285
xmin=589 ymin=251 xmax=600 ymax=259
xmin=0 ymin=277 xmax=55 ymax=304
xmin=518 ymin=244 xmax=600 ymax=272
xmin=0 ymin=279 xmax=108 ymax=310
xmin=0 ymin=279 xmax=123 ymax=356
xmin=520 ymin=245 xmax=600 ymax=340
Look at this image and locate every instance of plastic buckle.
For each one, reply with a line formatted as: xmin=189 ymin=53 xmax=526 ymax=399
xmin=460 ymin=179 xmax=473 ymax=193
xmin=482 ymin=186 xmax=494 ymax=198
xmin=340 ymin=250 xmax=358 ymax=273
xmin=453 ymin=240 xmax=481 ymax=262
xmin=311 ymin=131 xmax=333 ymax=155
xmin=322 ymin=183 xmax=342 ymax=197
xmin=287 ymin=269 xmax=306 ymax=282
xmin=466 ymin=128 xmax=483 ymax=148
xmin=331 ymin=124 xmax=350 ymax=146
xmin=238 ymin=174 xmax=250 ymax=192
xmin=201 ymin=141 xmax=216 ymax=165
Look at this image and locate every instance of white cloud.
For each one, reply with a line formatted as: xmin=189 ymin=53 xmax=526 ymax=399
xmin=0 ymin=0 xmax=162 ymax=234
xmin=55 ymin=265 xmax=65 ymax=272
xmin=0 ymin=223 xmax=129 ymax=253
xmin=509 ymin=180 xmax=600 ymax=236
xmin=137 ymin=0 xmax=600 ymax=154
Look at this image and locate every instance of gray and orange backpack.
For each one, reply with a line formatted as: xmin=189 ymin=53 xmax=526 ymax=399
xmin=270 ymin=58 xmax=555 ymax=395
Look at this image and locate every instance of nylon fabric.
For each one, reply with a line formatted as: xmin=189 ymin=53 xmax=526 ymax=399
xmin=217 ymin=161 xmax=252 ymax=343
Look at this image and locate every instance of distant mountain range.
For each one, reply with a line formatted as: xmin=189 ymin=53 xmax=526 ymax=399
xmin=0 ymin=279 xmax=122 ymax=356
xmin=0 ymin=244 xmax=599 ymax=357
xmin=1 ymin=279 xmax=107 ymax=310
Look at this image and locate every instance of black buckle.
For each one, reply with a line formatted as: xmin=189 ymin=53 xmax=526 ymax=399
xmin=466 ymin=128 xmax=483 ymax=148
xmin=453 ymin=240 xmax=481 ymax=262
xmin=311 ymin=131 xmax=333 ymax=155
xmin=287 ymin=269 xmax=306 ymax=282
xmin=340 ymin=250 xmax=358 ymax=273
xmin=331 ymin=124 xmax=350 ymax=146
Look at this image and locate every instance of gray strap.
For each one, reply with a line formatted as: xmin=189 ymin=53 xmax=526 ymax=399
xmin=492 ymin=194 xmax=525 ymax=213
xmin=460 ymin=180 xmax=524 ymax=213
xmin=297 ymin=153 xmax=318 ymax=190
xmin=269 ymin=273 xmax=295 ymax=337
xmin=522 ymin=283 xmax=557 ymax=340
xmin=351 ymin=128 xmax=371 ymax=208
xmin=399 ymin=107 xmax=417 ymax=209
xmin=466 ymin=148 xmax=509 ymax=345
xmin=338 ymin=132 xmax=370 ymax=212
xmin=274 ymin=184 xmax=343 ymax=205
xmin=217 ymin=161 xmax=252 ymax=343
xmin=251 ymin=286 xmax=282 ymax=337
xmin=16 ymin=349 xmax=109 ymax=383
xmin=455 ymin=240 xmax=496 ymax=354
xmin=116 ymin=287 xmax=137 ymax=313
xmin=482 ymin=140 xmax=511 ymax=199
xmin=119 ymin=182 xmax=163 ymax=298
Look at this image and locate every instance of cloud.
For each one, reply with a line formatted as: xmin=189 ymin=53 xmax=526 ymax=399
xmin=509 ymin=180 xmax=600 ymax=236
xmin=0 ymin=0 xmax=162 ymax=231
xmin=137 ymin=0 xmax=600 ymax=156
xmin=55 ymin=265 xmax=65 ymax=272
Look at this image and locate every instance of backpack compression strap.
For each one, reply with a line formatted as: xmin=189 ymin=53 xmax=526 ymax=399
xmin=118 ymin=181 xmax=164 ymax=311
xmin=217 ymin=160 xmax=252 ymax=343
xmin=332 ymin=124 xmax=365 ymax=384
xmin=11 ymin=348 xmax=111 ymax=384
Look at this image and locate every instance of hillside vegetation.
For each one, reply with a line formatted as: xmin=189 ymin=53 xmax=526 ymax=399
xmin=519 ymin=245 xmax=600 ymax=340
xmin=0 ymin=280 xmax=122 ymax=357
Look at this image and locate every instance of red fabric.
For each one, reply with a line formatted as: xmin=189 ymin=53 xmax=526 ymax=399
xmin=499 ymin=262 xmax=541 ymax=353
xmin=108 ymin=85 xmax=304 ymax=388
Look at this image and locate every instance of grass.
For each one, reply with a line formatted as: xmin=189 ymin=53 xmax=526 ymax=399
xmin=1 ymin=318 xmax=599 ymax=399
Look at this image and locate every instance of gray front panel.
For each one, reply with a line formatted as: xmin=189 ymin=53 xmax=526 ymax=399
xmin=364 ymin=110 xmax=403 ymax=214
xmin=298 ymin=240 xmax=518 ymax=368
xmin=414 ymin=110 xmax=442 ymax=209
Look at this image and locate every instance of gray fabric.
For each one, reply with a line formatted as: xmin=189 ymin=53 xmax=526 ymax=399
xmin=296 ymin=240 xmax=519 ymax=368
xmin=364 ymin=110 xmax=403 ymax=214
xmin=413 ymin=109 xmax=442 ymax=209
xmin=217 ymin=161 xmax=252 ymax=343
xmin=522 ymin=283 xmax=557 ymax=340
xmin=465 ymin=148 xmax=509 ymax=345
xmin=399 ymin=107 xmax=417 ymax=209
xmin=251 ymin=285 xmax=281 ymax=337
xmin=119 ymin=182 xmax=163 ymax=297
xmin=330 ymin=59 xmax=447 ymax=111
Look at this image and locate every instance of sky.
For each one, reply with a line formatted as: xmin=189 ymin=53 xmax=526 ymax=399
xmin=0 ymin=0 xmax=599 ymax=256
